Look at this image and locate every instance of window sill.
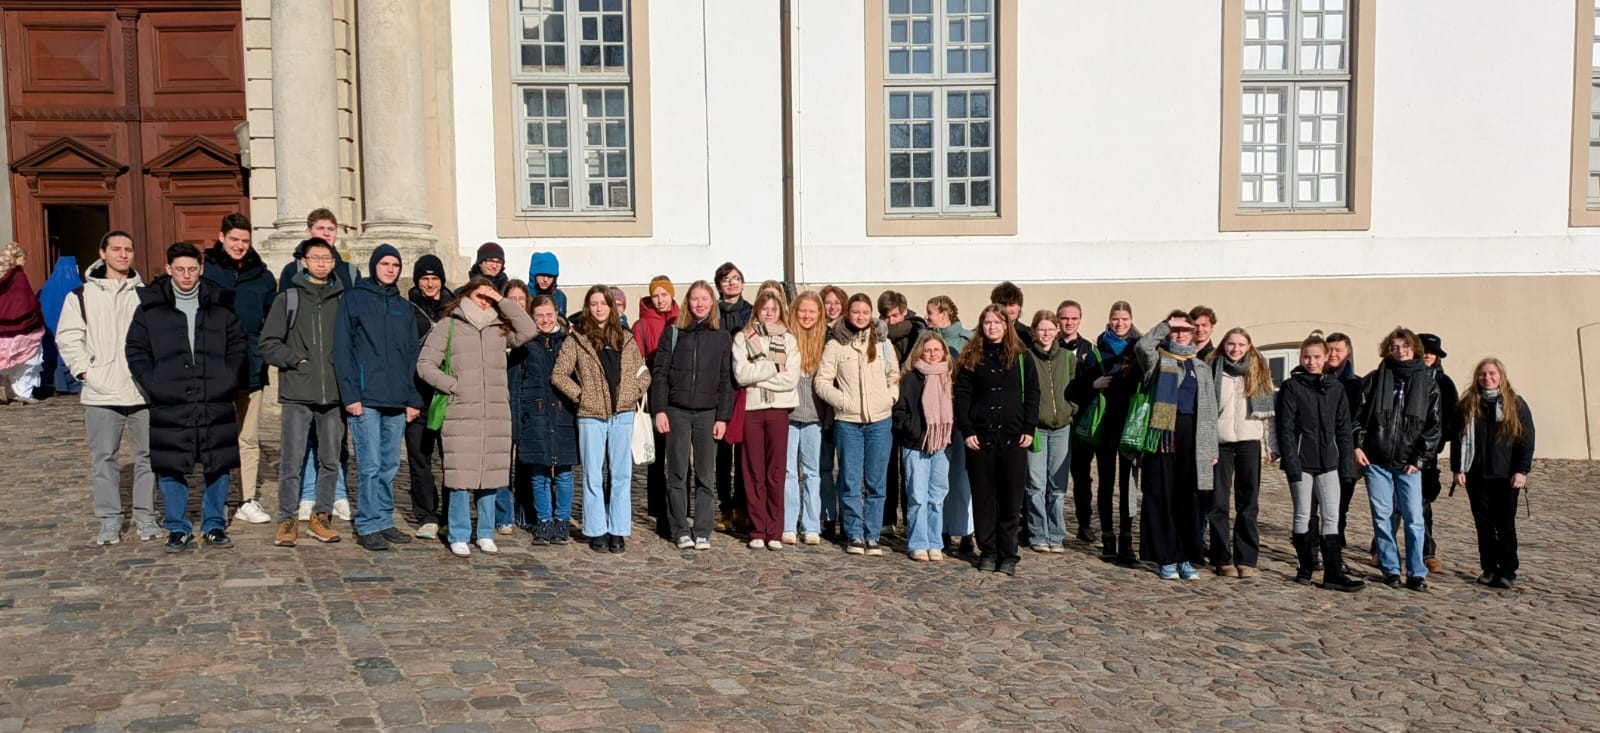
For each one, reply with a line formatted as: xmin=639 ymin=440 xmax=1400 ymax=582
xmin=496 ymin=214 xmax=651 ymax=238
xmin=1219 ymin=208 xmax=1370 ymax=233
xmin=866 ymin=213 xmax=1016 ymax=237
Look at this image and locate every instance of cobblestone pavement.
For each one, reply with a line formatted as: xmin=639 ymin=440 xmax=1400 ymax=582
xmin=2 ymin=395 xmax=1599 ymax=731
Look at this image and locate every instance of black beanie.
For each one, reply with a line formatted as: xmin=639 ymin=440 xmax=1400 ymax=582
xmin=475 ymin=242 xmax=505 ymax=265
xmin=413 ymin=254 xmax=446 ymax=284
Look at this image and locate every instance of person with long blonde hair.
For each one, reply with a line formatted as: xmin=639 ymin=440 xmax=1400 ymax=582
xmin=650 ymin=280 xmax=734 ymax=550
xmin=783 ymin=291 xmax=830 ymax=545
xmin=815 ymin=292 xmax=900 ymax=556
xmin=733 ymin=290 xmax=800 ymax=550
xmin=1204 ymin=327 xmax=1276 ymax=577
xmin=892 ymin=331 xmax=956 ymax=561
xmin=1451 ymin=357 xmax=1535 ymax=589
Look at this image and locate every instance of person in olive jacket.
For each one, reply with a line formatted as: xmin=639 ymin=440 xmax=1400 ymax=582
xmin=954 ymin=305 xmax=1039 ymax=576
xmin=1276 ymin=332 xmax=1363 ymax=592
xmin=1354 ymin=327 xmax=1442 ymax=591
xmin=650 ymin=280 xmax=735 ymax=549
xmin=202 ymin=213 xmax=277 ymax=525
xmin=125 ymin=242 xmax=245 ymax=553
xmin=334 ymin=244 xmax=423 ymax=551
xmin=259 ymin=238 xmax=347 ymax=547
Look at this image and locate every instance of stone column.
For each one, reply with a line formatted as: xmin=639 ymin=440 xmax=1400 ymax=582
xmin=355 ymin=0 xmax=438 ymax=265
xmin=267 ymin=0 xmax=341 ymax=252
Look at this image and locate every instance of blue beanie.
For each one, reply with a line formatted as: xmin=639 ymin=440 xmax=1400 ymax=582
xmin=368 ymin=244 xmax=402 ymax=281
xmin=529 ymin=251 xmax=560 ymax=278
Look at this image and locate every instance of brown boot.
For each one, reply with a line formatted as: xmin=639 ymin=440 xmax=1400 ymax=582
xmin=306 ymin=512 xmax=341 ymax=543
xmin=275 ymin=519 xmax=298 ymax=547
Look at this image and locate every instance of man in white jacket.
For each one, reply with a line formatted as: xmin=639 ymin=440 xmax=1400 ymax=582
xmin=56 ymin=231 xmax=155 ymax=546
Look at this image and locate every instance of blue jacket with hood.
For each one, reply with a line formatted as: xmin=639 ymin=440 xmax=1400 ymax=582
xmin=333 ymin=244 xmax=425 ymax=410
xmin=529 ymin=251 xmax=567 ymax=314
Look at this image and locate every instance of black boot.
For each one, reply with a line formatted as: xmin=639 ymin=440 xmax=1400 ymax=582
xmin=1292 ymin=533 xmax=1316 ymax=585
xmin=1320 ymin=535 xmax=1365 ymax=592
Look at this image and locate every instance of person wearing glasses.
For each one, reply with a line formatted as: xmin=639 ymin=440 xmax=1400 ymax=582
xmin=713 ymin=262 xmax=752 ymax=532
xmin=1354 ymin=327 xmax=1442 ymax=591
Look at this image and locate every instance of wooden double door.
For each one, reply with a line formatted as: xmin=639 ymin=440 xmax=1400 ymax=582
xmin=5 ymin=2 xmax=246 ymax=282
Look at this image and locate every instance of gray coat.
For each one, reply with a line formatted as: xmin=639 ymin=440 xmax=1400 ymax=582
xmin=416 ymin=298 xmax=537 ymax=490
xmin=1135 ymin=320 xmax=1218 ymax=484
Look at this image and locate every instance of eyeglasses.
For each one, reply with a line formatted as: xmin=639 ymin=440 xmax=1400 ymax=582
xmin=304 ymin=255 xmax=334 ymax=263
xmin=719 ymin=275 xmax=743 ymax=285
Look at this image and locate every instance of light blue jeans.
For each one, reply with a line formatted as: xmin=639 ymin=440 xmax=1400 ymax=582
xmin=943 ymin=429 xmax=974 ymax=536
xmin=527 ymin=463 xmax=575 ymax=522
xmin=835 ymin=419 xmax=891 ymax=542
xmin=448 ymin=488 xmax=498 ymax=543
xmin=785 ymin=421 xmax=823 ymax=535
xmin=1365 ymin=464 xmax=1427 ymax=579
xmin=1025 ymin=425 xmax=1073 ymax=546
xmin=902 ymin=444 xmax=952 ymax=552
xmin=579 ymin=413 xmax=634 ymax=538
xmin=349 ymin=408 xmax=404 ymax=536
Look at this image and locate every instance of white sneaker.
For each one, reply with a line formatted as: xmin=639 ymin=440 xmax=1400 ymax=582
xmin=449 ymin=541 xmax=471 ymax=557
xmin=748 ymin=539 xmax=764 ymax=550
xmin=476 ymin=538 xmax=499 ymax=554
xmin=332 ymin=498 xmax=352 ymax=521
xmin=297 ymin=500 xmax=314 ymax=521
xmin=234 ymin=499 xmax=271 ymax=524
xmin=766 ymin=540 xmax=783 ymax=551
xmin=694 ymin=537 xmax=711 ymax=551
xmin=803 ymin=533 xmax=820 ymax=545
xmin=415 ymin=523 xmax=438 ymax=540
xmin=676 ymin=535 xmax=694 ymax=549
xmin=781 ymin=531 xmax=798 ymax=545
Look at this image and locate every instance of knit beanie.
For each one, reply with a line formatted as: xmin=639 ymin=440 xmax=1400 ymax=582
xmin=475 ymin=242 xmax=506 ymax=265
xmin=648 ymin=276 xmax=675 ymax=299
xmin=412 ymin=254 xmax=446 ymax=284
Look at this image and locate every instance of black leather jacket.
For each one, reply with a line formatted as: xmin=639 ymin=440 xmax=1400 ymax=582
xmin=1354 ymin=364 xmax=1442 ymax=470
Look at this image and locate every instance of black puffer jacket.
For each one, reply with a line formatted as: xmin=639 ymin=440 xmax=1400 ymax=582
xmin=1355 ymin=359 xmax=1442 ymax=470
xmin=125 ymin=277 xmax=245 ymax=476
xmin=891 ymin=369 xmax=930 ymax=448
xmin=1275 ymin=367 xmax=1354 ymax=483
xmin=954 ymin=342 xmax=1039 ymax=447
xmin=649 ymin=316 xmax=734 ymax=421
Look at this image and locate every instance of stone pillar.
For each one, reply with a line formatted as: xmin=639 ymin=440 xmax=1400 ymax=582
xmin=355 ymin=0 xmax=438 ymax=266
xmin=267 ymin=0 xmax=341 ymax=252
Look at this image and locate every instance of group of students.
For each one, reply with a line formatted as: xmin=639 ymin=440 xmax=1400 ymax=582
xmin=52 ymin=211 xmax=1535 ymax=590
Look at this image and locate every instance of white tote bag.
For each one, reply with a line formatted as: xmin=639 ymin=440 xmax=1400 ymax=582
xmin=631 ymin=393 xmax=656 ymax=465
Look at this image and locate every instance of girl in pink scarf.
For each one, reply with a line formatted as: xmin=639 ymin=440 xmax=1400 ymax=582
xmin=891 ymin=332 xmax=955 ymax=561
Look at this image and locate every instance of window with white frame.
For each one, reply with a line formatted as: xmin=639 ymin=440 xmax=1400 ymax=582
xmin=1588 ymin=5 xmax=1600 ymax=207
xmin=884 ymin=0 xmax=997 ymax=214
xmin=1239 ymin=0 xmax=1349 ymax=210
xmin=513 ymin=0 xmax=633 ymax=215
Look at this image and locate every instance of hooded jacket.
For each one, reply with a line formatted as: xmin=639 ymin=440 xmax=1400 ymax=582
xmin=648 ymin=314 xmax=734 ymax=420
xmin=259 ymin=270 xmax=345 ymax=405
xmin=56 ymin=260 xmax=145 ymax=407
xmin=632 ymin=299 xmax=680 ymax=367
xmin=333 ymin=245 xmax=424 ymax=410
xmin=814 ymin=318 xmax=900 ymax=425
xmin=0 ymin=264 xmax=43 ymax=338
xmin=511 ymin=325 xmax=579 ymax=467
xmin=39 ymin=256 xmax=82 ymax=335
xmin=203 ymin=242 xmax=278 ymax=389
xmin=125 ymin=276 xmax=244 ymax=475
xmin=1275 ymin=367 xmax=1354 ymax=483
xmin=528 ymin=251 xmax=566 ymax=313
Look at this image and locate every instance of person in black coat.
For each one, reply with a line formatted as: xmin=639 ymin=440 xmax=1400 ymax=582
xmin=1451 ymin=357 xmax=1535 ymax=589
xmin=878 ymin=289 xmax=925 ymax=535
xmin=126 ymin=243 xmax=245 ymax=552
xmin=202 ymin=213 xmax=277 ymax=524
xmin=1276 ymin=333 xmax=1363 ymax=591
xmin=651 ymin=280 xmax=735 ymax=547
xmin=406 ymin=254 xmax=454 ymax=537
xmin=712 ymin=262 xmax=752 ymax=531
xmin=1354 ymin=327 xmax=1442 ymax=590
xmin=1415 ymin=333 xmax=1459 ymax=571
xmin=1319 ymin=332 xmax=1363 ymax=552
xmin=513 ymin=295 xmax=579 ymax=546
xmin=954 ymin=305 xmax=1039 ymax=576
xmin=1065 ymin=301 xmax=1142 ymax=564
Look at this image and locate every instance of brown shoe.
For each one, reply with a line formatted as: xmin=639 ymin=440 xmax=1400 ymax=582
xmin=1214 ymin=565 xmax=1239 ymax=578
xmin=306 ymin=512 xmax=341 ymax=543
xmin=1368 ymin=552 xmax=1380 ymax=568
xmin=1235 ymin=565 xmax=1258 ymax=578
xmin=1424 ymin=556 xmax=1443 ymax=573
xmin=275 ymin=519 xmax=298 ymax=547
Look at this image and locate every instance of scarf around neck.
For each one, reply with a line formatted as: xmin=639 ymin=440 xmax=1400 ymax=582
xmin=1101 ymin=327 xmax=1130 ymax=356
xmin=746 ymin=321 xmax=791 ymax=403
xmin=1458 ymin=389 xmax=1506 ymax=475
xmin=1374 ymin=356 xmax=1430 ymax=426
xmin=915 ymin=360 xmax=953 ymax=453
xmin=1148 ymin=346 xmax=1198 ymax=452
xmin=1217 ymin=356 xmax=1275 ymax=417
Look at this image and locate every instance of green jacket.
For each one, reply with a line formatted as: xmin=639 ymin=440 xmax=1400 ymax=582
xmin=259 ymin=272 xmax=345 ymax=405
xmin=1029 ymin=340 xmax=1078 ymax=430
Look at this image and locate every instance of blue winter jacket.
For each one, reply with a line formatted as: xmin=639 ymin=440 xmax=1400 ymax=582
xmin=332 ymin=245 xmax=424 ymax=410
xmin=510 ymin=326 xmax=579 ymax=467
xmin=203 ymin=243 xmax=278 ymax=389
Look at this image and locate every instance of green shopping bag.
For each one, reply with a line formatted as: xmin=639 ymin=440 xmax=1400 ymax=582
xmin=425 ymin=320 xmax=454 ymax=430
xmin=1072 ymin=345 xmax=1107 ymax=445
xmin=1118 ymin=381 xmax=1159 ymax=454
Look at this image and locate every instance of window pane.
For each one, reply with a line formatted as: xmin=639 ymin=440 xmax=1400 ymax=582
xmin=947 ymin=49 xmax=966 ymax=74
xmin=949 ymin=182 xmax=966 ymax=206
xmin=971 ymin=180 xmax=990 ymax=206
xmin=890 ymin=182 xmax=912 ymax=207
xmin=889 ymin=93 xmax=910 ymax=119
xmin=913 ymin=152 xmax=932 ymax=178
xmin=914 ymin=181 xmax=934 ymax=207
xmin=912 ymin=93 xmax=933 ymax=118
xmin=948 ymin=151 xmax=967 ymax=176
xmin=912 ymin=49 xmax=932 ymax=73
xmin=948 ymin=92 xmax=967 ymax=119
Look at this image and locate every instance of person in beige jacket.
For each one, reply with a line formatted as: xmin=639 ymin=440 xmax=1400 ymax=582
xmin=416 ymin=275 xmax=537 ymax=557
xmin=57 ymin=232 xmax=156 ymax=546
xmin=552 ymin=285 xmax=649 ymax=554
xmin=733 ymin=290 xmax=801 ymax=549
xmin=814 ymin=293 xmax=900 ymax=555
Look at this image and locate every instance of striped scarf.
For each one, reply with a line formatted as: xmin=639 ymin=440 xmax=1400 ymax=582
xmin=1148 ymin=343 xmax=1197 ymax=453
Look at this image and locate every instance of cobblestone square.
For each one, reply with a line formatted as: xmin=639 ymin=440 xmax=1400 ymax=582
xmin=1 ymin=396 xmax=1597 ymax=731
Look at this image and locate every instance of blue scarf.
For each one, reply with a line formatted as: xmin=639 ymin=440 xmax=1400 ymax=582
xmin=1101 ymin=326 xmax=1130 ymax=356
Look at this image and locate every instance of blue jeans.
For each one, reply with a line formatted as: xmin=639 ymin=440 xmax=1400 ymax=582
xmin=1025 ymin=425 xmax=1072 ymax=546
xmin=902 ymin=445 xmax=951 ymax=552
xmin=1365 ymin=465 xmax=1427 ymax=579
xmin=835 ymin=419 xmax=891 ymax=542
xmin=159 ymin=472 xmax=229 ymax=535
xmin=943 ymin=429 xmax=973 ymax=536
xmin=819 ymin=429 xmax=838 ymax=523
xmin=495 ymin=487 xmax=518 ymax=528
xmin=349 ymin=408 xmax=404 ymax=535
xmin=300 ymin=424 xmax=351 ymax=502
xmin=448 ymin=488 xmax=499 ymax=542
xmin=785 ymin=421 xmax=822 ymax=535
xmin=579 ymin=413 xmax=634 ymax=538
xmin=527 ymin=463 xmax=575 ymax=522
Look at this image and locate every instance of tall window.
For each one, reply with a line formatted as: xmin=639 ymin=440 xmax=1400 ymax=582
xmin=1238 ymin=0 xmax=1349 ymax=210
xmin=883 ymin=0 xmax=997 ymax=214
xmin=513 ymin=0 xmax=633 ymax=215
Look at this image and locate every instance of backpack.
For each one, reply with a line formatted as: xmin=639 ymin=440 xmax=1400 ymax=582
xmin=284 ymin=287 xmax=300 ymax=330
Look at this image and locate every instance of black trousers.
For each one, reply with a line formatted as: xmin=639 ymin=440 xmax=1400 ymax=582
xmin=1069 ymin=436 xmax=1096 ymax=531
xmin=404 ymin=419 xmax=445 ymax=524
xmin=1465 ymin=476 xmax=1520 ymax=576
xmin=1208 ymin=440 xmax=1261 ymax=567
xmin=884 ymin=434 xmax=907 ymax=529
xmin=715 ymin=440 xmax=745 ymax=517
xmin=1094 ymin=439 xmax=1137 ymax=558
xmin=648 ymin=431 xmax=669 ymax=536
xmin=669 ymin=408 xmax=719 ymax=540
xmin=1140 ymin=413 xmax=1204 ymax=566
xmin=967 ymin=442 xmax=1028 ymax=562
xmin=1421 ymin=466 xmax=1442 ymax=557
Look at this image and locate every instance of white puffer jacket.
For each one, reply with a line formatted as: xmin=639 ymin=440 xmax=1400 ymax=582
xmin=55 ymin=261 xmax=147 ymax=407
xmin=733 ymin=329 xmax=800 ymax=411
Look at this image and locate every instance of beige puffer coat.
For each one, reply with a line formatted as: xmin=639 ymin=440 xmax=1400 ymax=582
xmin=814 ymin=318 xmax=900 ymax=424
xmin=416 ymin=298 xmax=536 ymax=489
xmin=551 ymin=329 xmax=650 ymax=418
xmin=733 ymin=329 xmax=800 ymax=411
